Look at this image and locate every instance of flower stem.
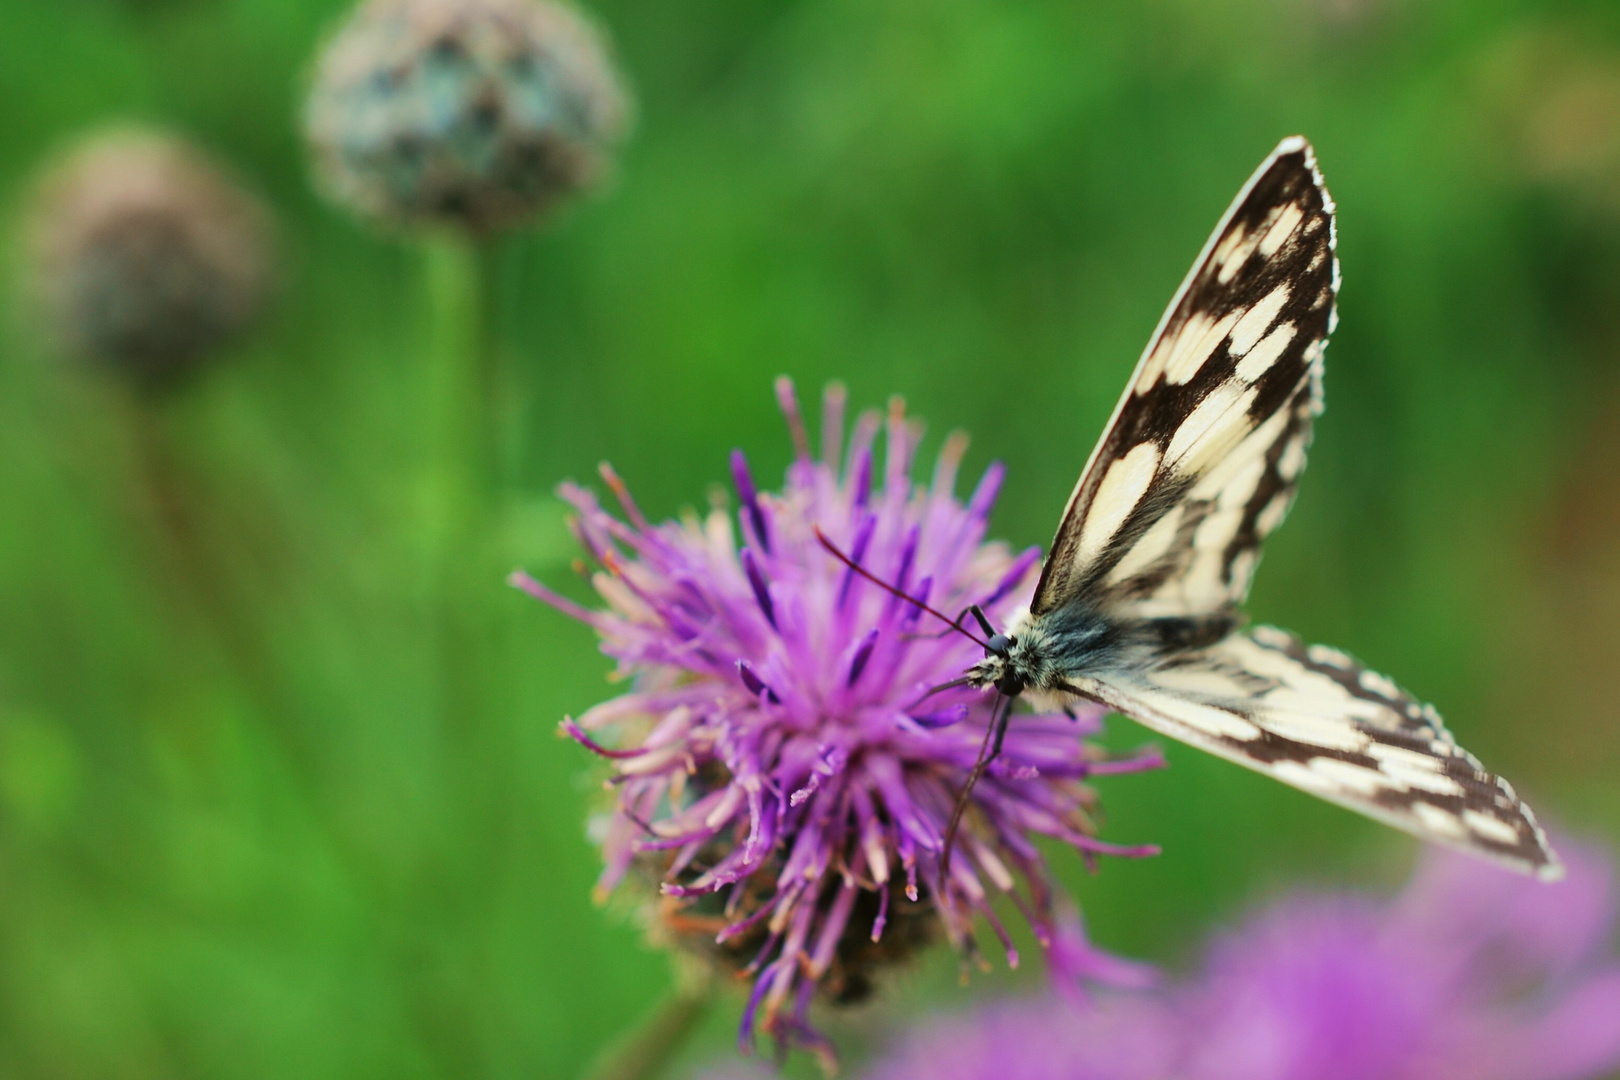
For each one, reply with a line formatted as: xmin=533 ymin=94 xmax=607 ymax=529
xmin=420 ymin=232 xmax=509 ymax=810
xmin=581 ymin=983 xmax=714 ymax=1080
xmin=123 ymin=397 xmax=298 ymax=755
xmin=422 ymin=232 xmax=501 ymax=519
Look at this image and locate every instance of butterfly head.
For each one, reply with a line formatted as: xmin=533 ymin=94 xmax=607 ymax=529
xmin=967 ymin=634 xmax=1028 ymax=698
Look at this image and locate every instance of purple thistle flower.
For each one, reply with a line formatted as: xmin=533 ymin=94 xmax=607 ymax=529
xmin=515 ymin=379 xmax=1161 ymax=1063
xmin=832 ymin=835 xmax=1620 ymax=1080
xmin=1180 ymin=835 xmax=1620 ymax=1080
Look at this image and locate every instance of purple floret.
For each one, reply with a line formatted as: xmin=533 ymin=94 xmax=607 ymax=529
xmin=516 ymin=379 xmax=1161 ymax=1063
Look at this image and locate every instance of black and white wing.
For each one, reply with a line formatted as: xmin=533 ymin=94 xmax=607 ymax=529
xmin=1029 ymin=137 xmax=1561 ymax=877
xmin=1067 ymin=626 xmax=1561 ymax=880
xmin=1031 ymin=136 xmax=1337 ymax=625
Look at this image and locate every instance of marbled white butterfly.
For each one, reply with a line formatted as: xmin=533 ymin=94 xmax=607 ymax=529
xmin=833 ymin=136 xmax=1561 ymax=881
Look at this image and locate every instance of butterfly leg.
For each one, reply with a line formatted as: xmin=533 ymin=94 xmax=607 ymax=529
xmin=906 ymin=606 xmax=976 ymax=641
xmin=990 ymin=699 xmax=1012 ymax=759
xmin=908 ymin=675 xmax=973 ymax=708
xmin=939 ymin=691 xmax=1014 ymax=891
xmin=905 ymin=604 xmax=1001 ymax=643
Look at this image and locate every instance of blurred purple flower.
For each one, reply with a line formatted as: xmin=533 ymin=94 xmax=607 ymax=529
xmin=515 ymin=379 xmax=1160 ymax=1063
xmin=1183 ymin=837 xmax=1620 ymax=1080
xmin=842 ymin=836 xmax=1620 ymax=1080
xmin=855 ymin=991 xmax=1176 ymax=1080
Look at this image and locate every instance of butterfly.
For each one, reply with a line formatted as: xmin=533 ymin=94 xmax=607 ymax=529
xmin=826 ymin=136 xmax=1560 ymax=881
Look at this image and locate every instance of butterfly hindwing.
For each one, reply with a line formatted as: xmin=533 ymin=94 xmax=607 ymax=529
xmin=1069 ymin=626 xmax=1560 ymax=880
xmin=1031 ymin=136 xmax=1337 ymax=621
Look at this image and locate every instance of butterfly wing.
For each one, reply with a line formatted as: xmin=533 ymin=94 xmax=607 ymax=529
xmin=1031 ymin=136 xmax=1337 ymax=623
xmin=1069 ymin=626 xmax=1561 ymax=879
xmin=1022 ymin=137 xmax=1558 ymax=876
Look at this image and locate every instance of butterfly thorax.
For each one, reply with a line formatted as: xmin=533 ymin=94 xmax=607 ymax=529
xmin=966 ymin=604 xmax=1133 ymax=698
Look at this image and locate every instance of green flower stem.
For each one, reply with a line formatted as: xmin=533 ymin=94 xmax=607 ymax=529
xmin=127 ymin=399 xmax=297 ymax=748
xmin=420 ymin=231 xmax=512 ymax=856
xmin=423 ymin=233 xmax=503 ymax=517
xmin=582 ymin=982 xmax=715 ymax=1080
xmin=421 ymin=229 xmax=509 ymax=625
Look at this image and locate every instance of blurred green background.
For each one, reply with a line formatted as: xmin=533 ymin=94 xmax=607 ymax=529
xmin=2 ymin=0 xmax=1620 ymax=1076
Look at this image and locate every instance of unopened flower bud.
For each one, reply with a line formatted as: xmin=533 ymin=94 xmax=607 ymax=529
xmin=24 ymin=128 xmax=274 ymax=387
xmin=304 ymin=0 xmax=631 ymax=234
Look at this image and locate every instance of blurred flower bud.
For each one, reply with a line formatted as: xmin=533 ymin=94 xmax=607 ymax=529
xmin=303 ymin=0 xmax=631 ymax=235
xmin=23 ymin=127 xmax=274 ymax=388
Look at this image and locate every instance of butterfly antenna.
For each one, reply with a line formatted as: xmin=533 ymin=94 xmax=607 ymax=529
xmin=939 ymin=692 xmax=1014 ymax=891
xmin=814 ymin=526 xmax=991 ymax=650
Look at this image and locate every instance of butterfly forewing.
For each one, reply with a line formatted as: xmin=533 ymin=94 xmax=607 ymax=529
xmin=1071 ymin=626 xmax=1560 ymax=880
xmin=1032 ymin=137 xmax=1337 ymax=621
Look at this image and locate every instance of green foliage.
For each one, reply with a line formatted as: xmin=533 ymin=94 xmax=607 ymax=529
xmin=1 ymin=0 xmax=1619 ymax=1076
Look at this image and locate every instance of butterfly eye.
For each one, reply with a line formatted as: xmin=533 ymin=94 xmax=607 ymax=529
xmin=985 ymin=634 xmax=1013 ymax=657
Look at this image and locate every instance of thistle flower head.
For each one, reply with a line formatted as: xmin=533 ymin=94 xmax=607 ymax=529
xmin=516 ymin=379 xmax=1161 ymax=1063
xmin=22 ymin=127 xmax=273 ymax=388
xmin=304 ymin=0 xmax=630 ymax=234
xmin=833 ymin=836 xmax=1620 ymax=1080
